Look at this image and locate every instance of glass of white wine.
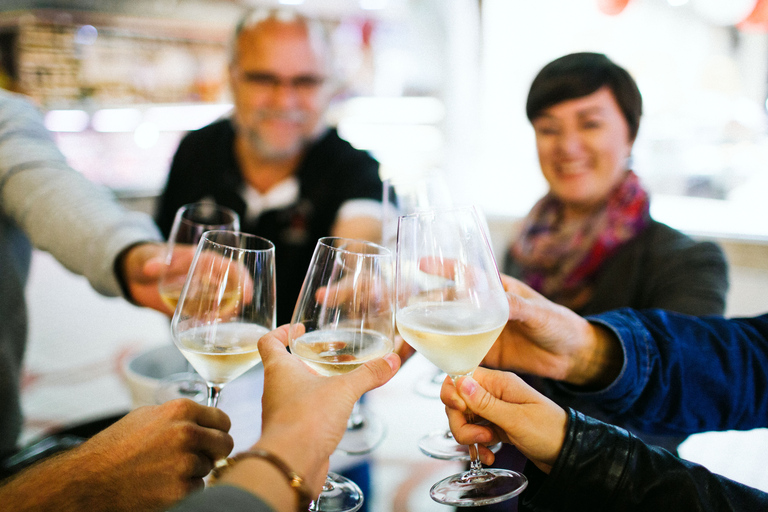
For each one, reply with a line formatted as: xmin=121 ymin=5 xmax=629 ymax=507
xmin=155 ymin=202 xmax=240 ymax=404
xmin=395 ymin=206 xmax=527 ymax=507
xmin=171 ymin=230 xmax=275 ymax=408
xmin=289 ymin=237 xmax=395 ymax=512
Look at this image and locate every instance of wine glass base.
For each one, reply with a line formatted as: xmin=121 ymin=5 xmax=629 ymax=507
xmin=310 ymin=472 xmax=363 ymax=512
xmin=336 ymin=411 xmax=387 ymax=456
xmin=154 ymin=372 xmax=208 ymax=404
xmin=419 ymin=429 xmax=502 ymax=461
xmin=430 ymin=468 xmax=528 ymax=507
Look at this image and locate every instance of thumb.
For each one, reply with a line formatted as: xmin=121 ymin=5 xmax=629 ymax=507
xmin=455 ymin=375 xmax=512 ymax=427
xmin=258 ymin=325 xmax=291 ymax=365
xmin=344 ymin=353 xmax=401 ymax=398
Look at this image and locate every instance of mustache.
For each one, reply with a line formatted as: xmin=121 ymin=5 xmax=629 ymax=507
xmin=253 ymin=109 xmax=308 ymax=123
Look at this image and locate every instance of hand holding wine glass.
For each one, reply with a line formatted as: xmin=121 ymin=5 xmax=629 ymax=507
xmin=171 ymin=230 xmax=276 ymax=407
xmin=395 ymin=206 xmax=527 ymax=506
xmin=289 ymin=237 xmax=395 ymax=512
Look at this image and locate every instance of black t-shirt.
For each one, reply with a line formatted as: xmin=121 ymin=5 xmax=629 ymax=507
xmin=156 ymin=120 xmax=382 ymax=325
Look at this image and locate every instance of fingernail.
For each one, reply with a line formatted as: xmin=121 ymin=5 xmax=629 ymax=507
xmin=383 ymin=353 xmax=398 ymax=371
xmin=460 ymin=376 xmax=478 ymax=396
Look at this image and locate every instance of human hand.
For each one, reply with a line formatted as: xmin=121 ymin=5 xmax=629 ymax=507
xmin=0 ymin=399 xmax=233 ymax=512
xmin=119 ymin=242 xmax=190 ymax=316
xmin=245 ymin=325 xmax=400 ymax=498
xmin=483 ymin=274 xmax=621 ymax=387
xmin=441 ymin=367 xmax=567 ymax=474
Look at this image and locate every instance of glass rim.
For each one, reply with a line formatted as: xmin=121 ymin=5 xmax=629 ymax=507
xmin=199 ymin=230 xmax=275 ymax=252
xmin=316 ymin=236 xmax=391 ymax=257
xmin=176 ymin=201 xmax=239 ymax=224
xmin=398 ymin=204 xmax=479 ymax=220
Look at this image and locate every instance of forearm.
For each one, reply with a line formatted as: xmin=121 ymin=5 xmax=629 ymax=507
xmin=560 ymin=310 xmax=768 ymax=434
xmin=213 ymin=428 xmax=329 ymax=512
xmin=0 ymin=92 xmax=161 ymax=297
xmin=1 ymin=448 xmax=117 ymax=512
xmin=521 ymin=410 xmax=768 ymax=512
xmin=3 ymin=168 xmax=161 ymax=296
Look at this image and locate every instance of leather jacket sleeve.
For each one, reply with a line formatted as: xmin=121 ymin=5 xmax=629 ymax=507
xmin=520 ymin=409 xmax=768 ymax=512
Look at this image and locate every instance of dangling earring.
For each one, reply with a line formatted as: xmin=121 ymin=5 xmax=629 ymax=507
xmin=625 ymin=154 xmax=634 ymax=170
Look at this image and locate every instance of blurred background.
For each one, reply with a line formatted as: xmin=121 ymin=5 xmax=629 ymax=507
xmin=5 ymin=1 xmax=768 ymax=509
xmin=3 ymin=0 xmax=768 ymax=239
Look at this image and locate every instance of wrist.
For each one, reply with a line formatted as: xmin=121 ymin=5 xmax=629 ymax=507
xmin=213 ymin=449 xmax=311 ymax=512
xmin=567 ymin=322 xmax=623 ymax=388
xmin=253 ymin=430 xmax=327 ymax=489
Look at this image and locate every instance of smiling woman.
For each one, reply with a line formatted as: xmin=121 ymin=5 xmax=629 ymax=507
xmin=505 ymin=52 xmax=727 ymax=319
xmin=473 ymin=52 xmax=731 ymax=512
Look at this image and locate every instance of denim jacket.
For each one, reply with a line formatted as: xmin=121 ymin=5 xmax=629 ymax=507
xmin=554 ymin=309 xmax=768 ymax=435
xmin=521 ymin=309 xmax=768 ymax=511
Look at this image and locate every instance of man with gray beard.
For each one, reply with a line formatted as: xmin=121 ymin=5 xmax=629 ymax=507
xmin=155 ymin=8 xmax=384 ymax=326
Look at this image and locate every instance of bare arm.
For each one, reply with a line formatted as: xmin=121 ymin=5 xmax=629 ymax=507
xmin=0 ymin=400 xmax=233 ymax=512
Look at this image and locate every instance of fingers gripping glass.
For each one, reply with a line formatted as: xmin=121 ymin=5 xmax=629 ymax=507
xmin=289 ymin=237 xmax=395 ymax=512
xmin=395 ymin=206 xmax=527 ymax=507
xmin=171 ymin=230 xmax=276 ymax=408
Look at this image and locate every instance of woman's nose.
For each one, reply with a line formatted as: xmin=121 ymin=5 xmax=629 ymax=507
xmin=555 ymin=128 xmax=583 ymax=155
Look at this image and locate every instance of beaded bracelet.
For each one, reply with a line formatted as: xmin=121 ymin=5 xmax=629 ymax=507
xmin=210 ymin=448 xmax=314 ymax=510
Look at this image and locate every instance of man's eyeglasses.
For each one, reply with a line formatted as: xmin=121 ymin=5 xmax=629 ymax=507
xmin=237 ymin=70 xmax=326 ymax=95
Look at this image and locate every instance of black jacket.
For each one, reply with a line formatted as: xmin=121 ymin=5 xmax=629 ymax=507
xmin=521 ymin=410 xmax=768 ymax=512
xmin=155 ymin=120 xmax=382 ymax=325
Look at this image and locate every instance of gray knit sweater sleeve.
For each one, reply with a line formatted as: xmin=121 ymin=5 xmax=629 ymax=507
xmin=0 ymin=90 xmax=161 ymax=297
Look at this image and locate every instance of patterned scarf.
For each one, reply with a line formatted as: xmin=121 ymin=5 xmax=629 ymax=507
xmin=510 ymin=170 xmax=650 ymax=310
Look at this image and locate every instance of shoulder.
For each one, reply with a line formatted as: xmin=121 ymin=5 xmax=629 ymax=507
xmin=308 ymin=128 xmax=379 ymax=173
xmin=637 ymin=220 xmax=725 ymax=260
xmin=179 ymin=118 xmax=234 ymax=146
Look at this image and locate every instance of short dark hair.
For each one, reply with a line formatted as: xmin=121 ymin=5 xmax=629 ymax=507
xmin=526 ymin=52 xmax=643 ymax=141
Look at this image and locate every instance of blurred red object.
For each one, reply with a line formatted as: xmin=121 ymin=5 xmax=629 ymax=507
xmin=597 ymin=0 xmax=631 ymax=15
xmin=738 ymin=0 xmax=768 ymax=31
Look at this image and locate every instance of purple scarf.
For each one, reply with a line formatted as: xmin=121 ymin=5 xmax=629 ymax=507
xmin=510 ymin=170 xmax=651 ymax=310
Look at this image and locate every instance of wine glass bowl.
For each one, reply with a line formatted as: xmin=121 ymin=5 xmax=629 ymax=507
xmin=158 ymin=201 xmax=240 ymax=311
xmin=395 ymin=206 xmax=527 ymax=506
xmin=171 ymin=230 xmax=275 ymax=407
xmin=290 ymin=237 xmax=395 ymax=377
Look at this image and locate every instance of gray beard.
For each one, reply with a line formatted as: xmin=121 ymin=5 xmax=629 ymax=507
xmin=243 ymin=127 xmax=306 ymax=161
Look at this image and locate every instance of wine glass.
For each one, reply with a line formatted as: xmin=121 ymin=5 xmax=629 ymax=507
xmin=395 ymin=206 xmax=527 ymax=506
xmin=171 ymin=230 xmax=276 ymax=407
xmin=289 ymin=237 xmax=395 ymax=512
xmin=155 ymin=202 xmax=240 ymax=404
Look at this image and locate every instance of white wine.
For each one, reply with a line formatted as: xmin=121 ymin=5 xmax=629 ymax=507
xmin=396 ymin=302 xmax=505 ymax=377
xmin=291 ymin=329 xmax=393 ymax=377
xmin=177 ymin=323 xmax=270 ymax=385
xmin=176 ymin=289 xmax=243 ymax=317
xmin=159 ymin=288 xmax=182 ymax=311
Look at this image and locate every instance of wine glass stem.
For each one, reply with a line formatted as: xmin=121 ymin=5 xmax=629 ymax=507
xmin=207 ymin=385 xmax=221 ymax=407
xmin=347 ymin=400 xmax=365 ymax=429
xmin=453 ymin=375 xmax=486 ymax=477
xmin=308 ymin=476 xmax=335 ymax=511
xmin=467 ymin=442 xmax=484 ymax=475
